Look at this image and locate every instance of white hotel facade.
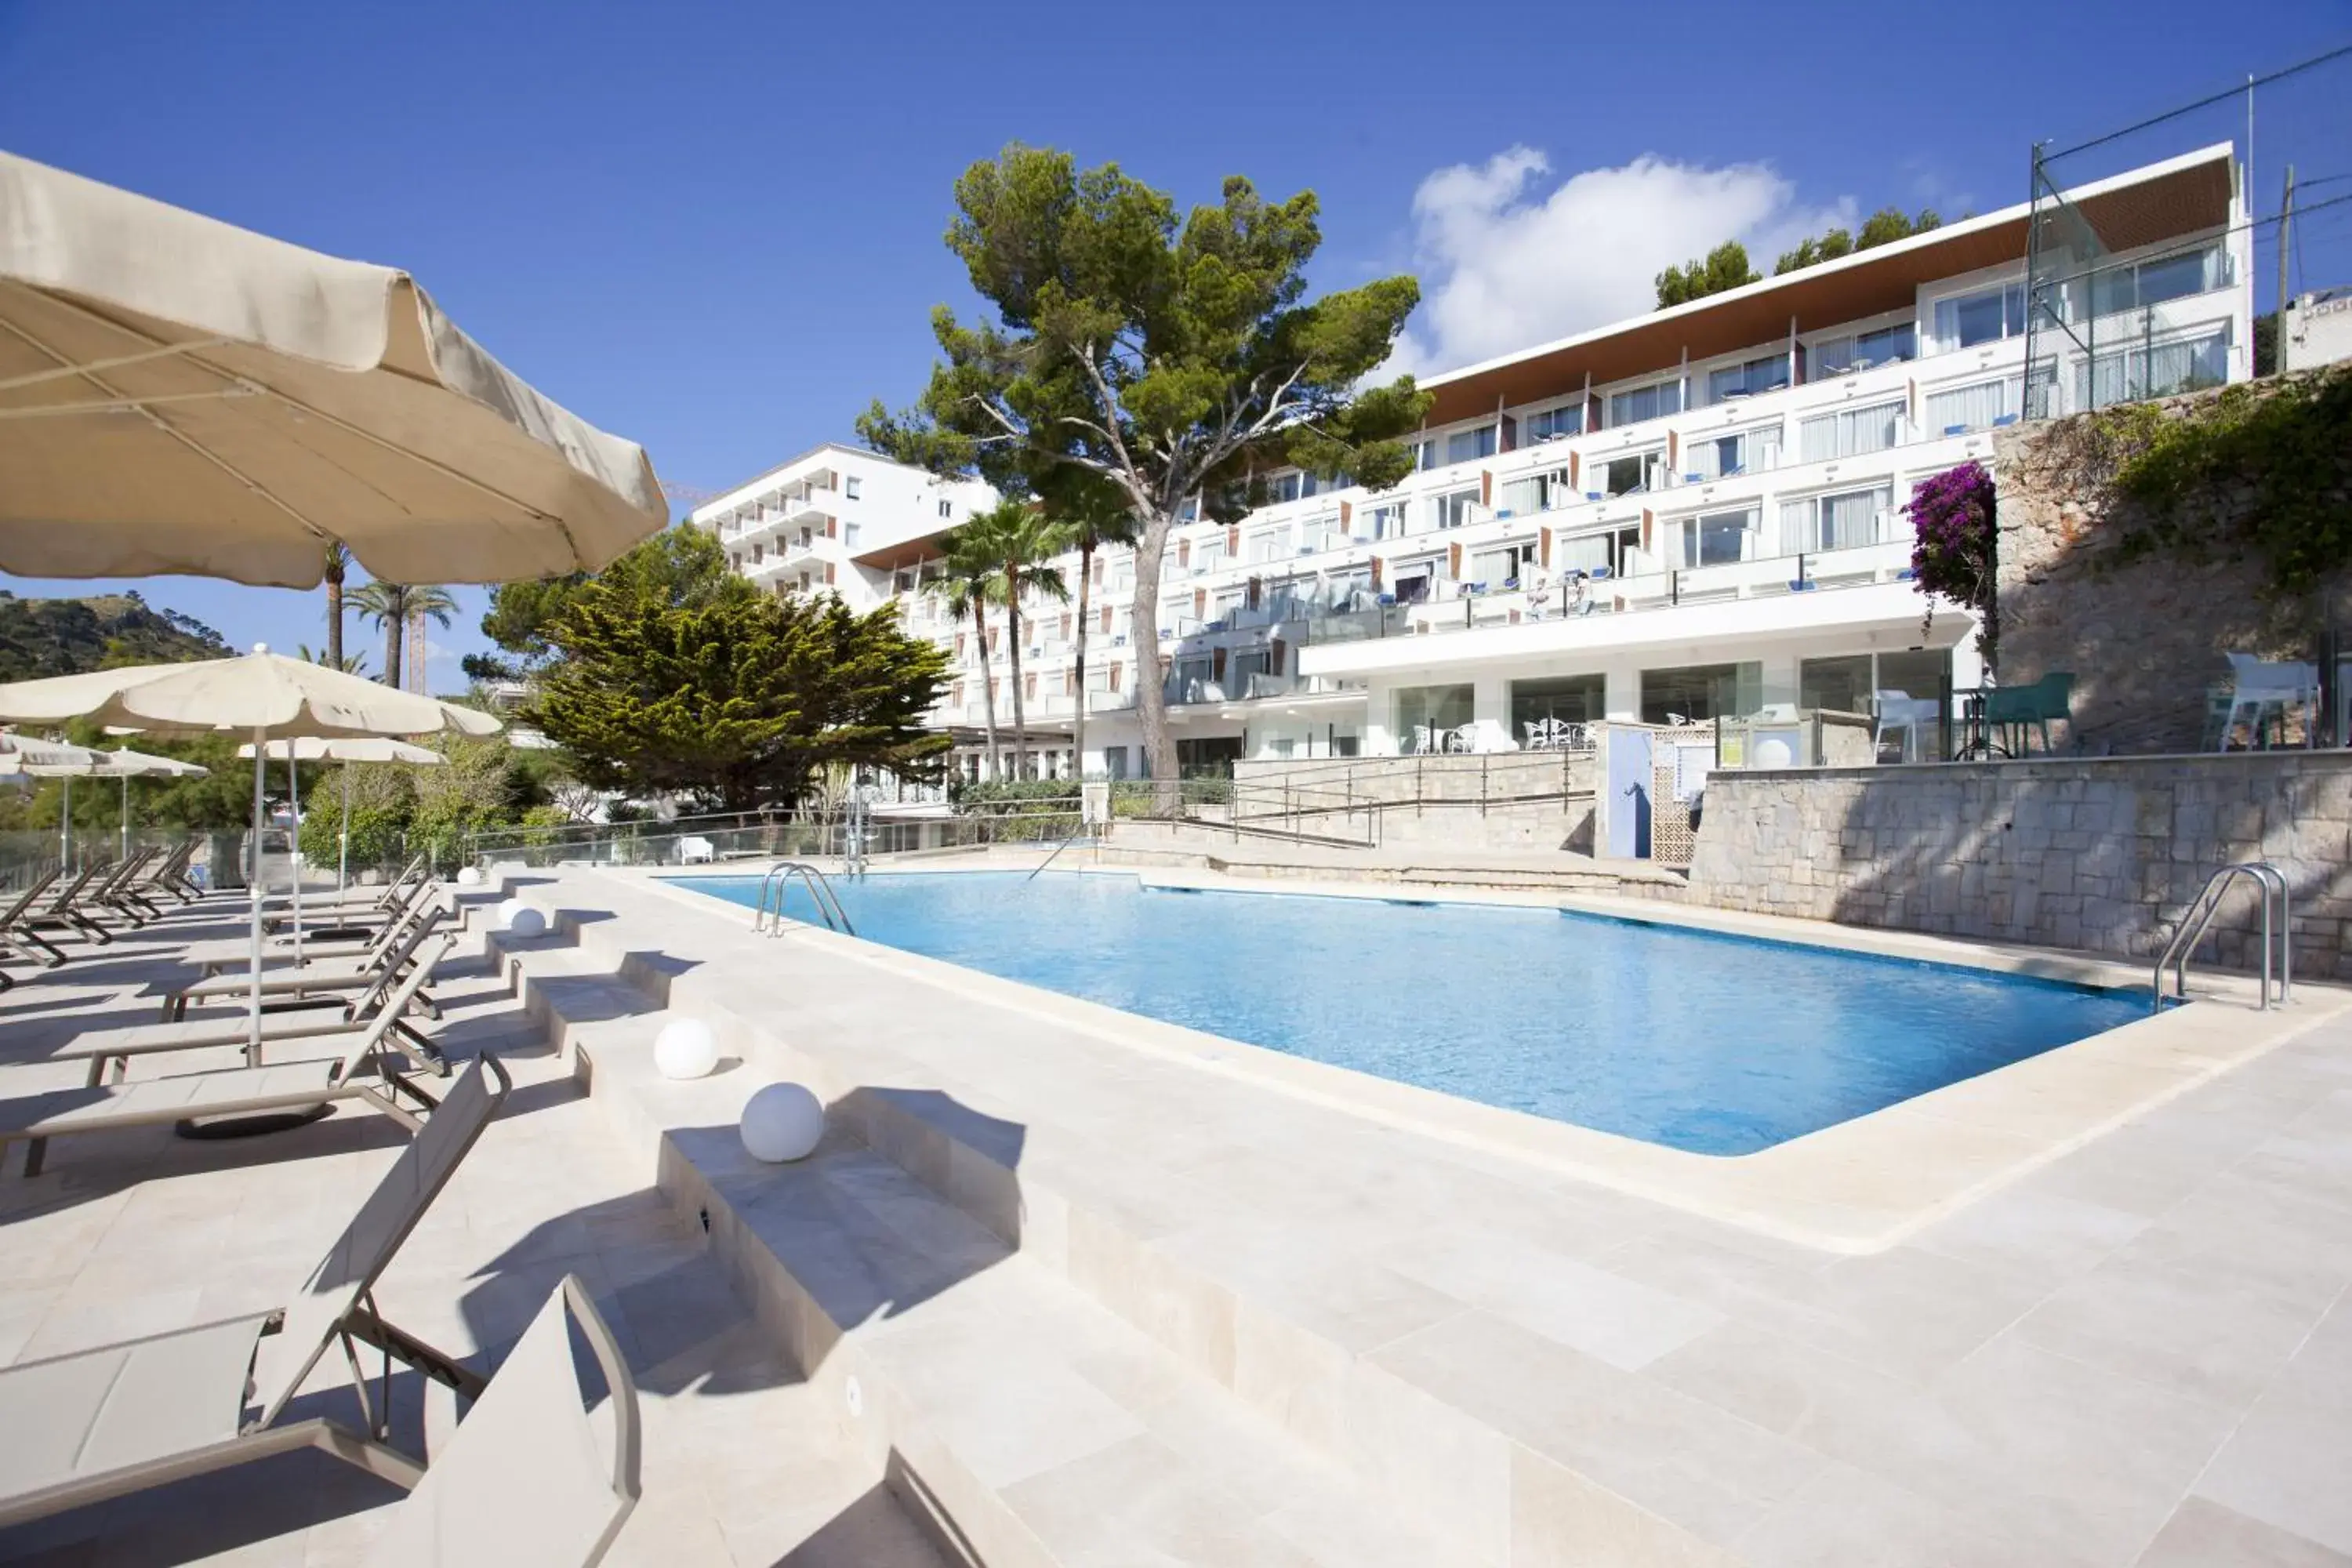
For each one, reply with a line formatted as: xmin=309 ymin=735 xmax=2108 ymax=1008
xmin=691 ymin=145 xmax=2251 ymax=782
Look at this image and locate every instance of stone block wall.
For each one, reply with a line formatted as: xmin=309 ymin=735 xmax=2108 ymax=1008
xmin=1992 ymin=372 xmax=2348 ymax=755
xmin=1686 ymin=753 xmax=2352 ymax=978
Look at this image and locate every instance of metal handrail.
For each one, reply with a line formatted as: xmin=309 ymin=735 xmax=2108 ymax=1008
xmin=754 ymin=861 xmax=855 ymax=937
xmin=2153 ymin=861 xmax=2289 ymax=1012
xmin=1025 ymin=832 xmax=1094 ymax=881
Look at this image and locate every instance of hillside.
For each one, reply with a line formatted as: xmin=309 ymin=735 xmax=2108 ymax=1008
xmin=0 ymin=590 xmax=234 ymax=681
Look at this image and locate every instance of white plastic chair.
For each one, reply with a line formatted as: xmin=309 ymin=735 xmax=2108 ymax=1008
xmin=679 ymin=837 xmax=716 ymax=864
xmin=2220 ymin=654 xmax=2319 ymax=750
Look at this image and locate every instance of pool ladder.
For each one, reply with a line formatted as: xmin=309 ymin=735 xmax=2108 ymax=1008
xmin=754 ymin=861 xmax=855 ymax=937
xmin=2152 ymin=861 xmax=2288 ymax=1013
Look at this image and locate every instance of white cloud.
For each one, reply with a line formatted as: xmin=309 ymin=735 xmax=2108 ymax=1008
xmin=1387 ymin=147 xmax=1856 ymax=376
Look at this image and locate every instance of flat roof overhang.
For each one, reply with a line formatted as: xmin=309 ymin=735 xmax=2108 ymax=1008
xmin=1417 ymin=147 xmax=2236 ymax=426
xmin=852 ymin=526 xmax=956 ymax=572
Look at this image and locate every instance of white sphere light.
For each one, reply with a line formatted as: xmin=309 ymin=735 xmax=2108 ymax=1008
xmin=456 ymin=866 xmax=484 ymax=887
xmin=497 ymin=898 xmax=546 ymax=938
xmin=1755 ymin=737 xmax=1795 ymax=769
xmin=655 ymin=1018 xmax=721 ymax=1080
xmin=739 ymin=1082 xmax=825 ymax=1163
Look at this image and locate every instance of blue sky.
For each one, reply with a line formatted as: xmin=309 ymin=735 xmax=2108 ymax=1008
xmin=3 ymin=0 xmax=2347 ymax=685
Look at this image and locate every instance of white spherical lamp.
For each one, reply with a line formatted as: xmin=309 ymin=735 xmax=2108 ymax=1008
xmin=655 ymin=1018 xmax=721 ymax=1080
xmin=739 ymin=1082 xmax=825 ymax=1163
xmin=1755 ymin=737 xmax=1795 ymax=769
xmin=496 ymin=898 xmax=546 ymax=938
xmin=456 ymin=866 xmax=484 ymax=887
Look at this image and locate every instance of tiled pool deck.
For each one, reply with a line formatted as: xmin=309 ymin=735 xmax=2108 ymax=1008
xmin=2 ymin=859 xmax=2350 ymax=1565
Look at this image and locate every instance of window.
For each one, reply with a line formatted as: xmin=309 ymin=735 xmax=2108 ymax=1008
xmin=1930 ymin=284 xmax=2026 ymax=350
xmin=1393 ymin=684 xmax=1473 ymax=750
xmin=2078 ymin=245 xmax=2226 ymax=319
xmin=1468 ymin=543 xmax=1537 ymax=586
xmin=1640 ymin=663 xmax=1755 ymax=724
xmin=1812 ymin=321 xmax=1918 ymax=376
xmin=844 ymin=477 xmax=862 ymax=500
xmin=2074 ymin=330 xmax=2230 ymax=410
xmin=1432 ymin=487 xmax=1479 ymax=529
xmin=1607 ymin=379 xmax=1682 ymax=427
xmin=1367 ymin=500 xmax=1411 ymax=539
xmin=1603 ymin=451 xmax=1664 ymax=496
xmin=1802 ymin=649 xmax=1951 ymax=717
xmin=1409 ymin=439 xmax=1439 ymax=471
xmin=1678 ymin=508 xmax=1755 ymax=568
xmin=1779 ymin=484 xmax=1891 ymax=552
xmin=1924 ymin=365 xmax=2052 ymax=433
xmin=1684 ymin=423 xmax=1782 ymax=478
xmin=1704 ymin=354 xmax=1791 ymax=405
xmin=1798 ymin=655 xmax=1875 ymax=715
xmin=1265 ymin=472 xmax=1302 ymax=505
xmin=938 ymin=499 xmax=953 ymax=518
xmin=1799 ymin=400 xmax=1905 ymax=463
xmin=1249 ymin=525 xmax=1291 ymax=563
xmin=1446 ymin=425 xmax=1497 ymax=464
xmin=1526 ymin=404 xmax=1583 ymax=441
xmin=1511 ymin=675 xmax=1605 ymax=735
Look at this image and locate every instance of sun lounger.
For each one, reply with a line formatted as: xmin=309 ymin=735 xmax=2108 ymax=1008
xmin=60 ymin=926 xmax=448 ymax=1083
xmin=18 ymin=860 xmax=118 ymax=947
xmin=86 ymin=846 xmax=164 ymax=927
xmin=165 ymin=884 xmax=445 ymax=1020
xmin=0 ymin=868 xmax=69 ymax=976
xmin=173 ymin=875 xmax=441 ymax=978
xmin=352 ymin=1273 xmax=641 ymax=1568
xmin=164 ymin=901 xmax=448 ymax=1025
xmin=0 ymin=934 xmax=455 ymax=1177
xmin=0 ymin=1055 xmax=528 ymax=1534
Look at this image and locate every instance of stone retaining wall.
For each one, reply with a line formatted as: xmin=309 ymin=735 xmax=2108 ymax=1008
xmin=1686 ymin=753 xmax=2352 ymax=978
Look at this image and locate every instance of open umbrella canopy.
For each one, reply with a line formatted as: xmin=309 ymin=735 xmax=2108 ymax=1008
xmin=234 ymin=736 xmax=445 ymax=764
xmin=0 ymin=731 xmax=102 ymax=773
xmin=96 ymin=744 xmax=209 ymax=778
xmin=0 ymin=149 xmax=668 ymax=587
xmin=0 ymin=647 xmax=501 ymax=740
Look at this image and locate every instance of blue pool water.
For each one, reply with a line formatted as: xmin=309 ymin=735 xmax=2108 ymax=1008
xmin=669 ymin=872 xmax=2146 ymax=1156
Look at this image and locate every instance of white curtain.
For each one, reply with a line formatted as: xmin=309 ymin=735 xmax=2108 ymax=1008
xmin=1800 ymin=400 xmax=1904 ymax=463
xmin=1926 ymin=376 xmax=2020 ymax=434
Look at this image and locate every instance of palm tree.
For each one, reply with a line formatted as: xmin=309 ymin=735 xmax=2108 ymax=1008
xmin=322 ymin=543 xmax=351 ymax=670
xmin=1041 ymin=481 xmax=1138 ymax=779
xmin=971 ymin=502 xmax=1071 ymax=782
xmin=938 ymin=530 xmax=1002 ymax=782
xmin=349 ymin=582 xmax=458 ymax=690
xmin=296 ymin=644 xmax=369 ymax=677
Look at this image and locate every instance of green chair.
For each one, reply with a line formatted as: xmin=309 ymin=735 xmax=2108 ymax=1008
xmin=1981 ymin=672 xmax=2074 ymax=757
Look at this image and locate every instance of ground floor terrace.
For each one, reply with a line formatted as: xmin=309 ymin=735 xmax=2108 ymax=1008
xmin=935 ymin=583 xmax=1980 ymax=779
xmin=9 ymin=856 xmax=2346 ymax=1565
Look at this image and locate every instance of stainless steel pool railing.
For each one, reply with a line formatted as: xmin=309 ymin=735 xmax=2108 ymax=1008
xmin=753 ymin=861 xmax=855 ymax=937
xmin=2153 ymin=861 xmax=2288 ymax=1013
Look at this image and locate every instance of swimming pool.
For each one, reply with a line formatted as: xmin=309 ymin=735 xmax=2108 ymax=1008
xmin=668 ymin=872 xmax=2146 ymax=1156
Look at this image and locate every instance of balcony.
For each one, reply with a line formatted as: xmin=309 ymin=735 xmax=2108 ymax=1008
xmin=1163 ymin=672 xmax=1365 ymax=708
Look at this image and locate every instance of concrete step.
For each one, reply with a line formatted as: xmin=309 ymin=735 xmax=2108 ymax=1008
xmin=495 ymin=879 xmax=1776 ymax=1566
xmin=494 ymin=911 xmax=1448 ymax=1568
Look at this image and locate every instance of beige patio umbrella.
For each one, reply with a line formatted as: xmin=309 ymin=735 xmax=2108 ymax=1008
xmin=96 ymin=745 xmax=209 ymax=861
xmin=0 ymin=149 xmax=668 ymax=586
xmin=238 ymin=735 xmax=442 ymax=894
xmin=0 ymin=731 xmax=104 ymax=870
xmin=0 ymin=648 xmax=497 ymax=1047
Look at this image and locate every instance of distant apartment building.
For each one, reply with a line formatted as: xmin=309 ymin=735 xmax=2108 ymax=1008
xmin=695 ymin=145 xmax=2252 ymax=782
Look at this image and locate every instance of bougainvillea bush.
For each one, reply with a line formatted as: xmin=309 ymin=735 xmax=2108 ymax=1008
xmin=1907 ymin=459 xmax=1998 ymax=670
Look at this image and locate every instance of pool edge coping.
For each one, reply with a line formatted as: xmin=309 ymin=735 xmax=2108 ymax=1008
xmin=588 ymin=862 xmax=2352 ymax=1255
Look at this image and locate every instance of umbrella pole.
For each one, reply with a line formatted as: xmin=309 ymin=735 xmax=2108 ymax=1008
xmin=121 ymin=773 xmax=131 ymax=862
xmin=59 ymin=775 xmax=70 ymax=873
xmin=285 ymin=742 xmax=303 ymax=966
xmin=247 ymin=731 xmax=264 ymax=1061
xmin=339 ymin=760 xmax=351 ymax=895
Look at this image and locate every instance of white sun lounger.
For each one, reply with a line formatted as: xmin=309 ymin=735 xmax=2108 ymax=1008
xmin=163 ymin=900 xmax=449 ymax=1024
xmin=0 ymin=935 xmax=455 ymax=1177
xmin=0 ymin=1055 xmax=532 ymax=1535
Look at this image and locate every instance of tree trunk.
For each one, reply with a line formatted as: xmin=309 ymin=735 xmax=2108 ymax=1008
xmin=973 ymin=597 xmax=1000 ymax=781
xmin=325 ymin=569 xmax=344 ymax=670
xmin=383 ymin=604 xmax=403 ymax=689
xmin=1127 ymin=510 xmax=1179 ymax=811
xmin=1073 ymin=543 xmax=1093 ymax=780
xmin=1005 ymin=565 xmax=1029 ymax=782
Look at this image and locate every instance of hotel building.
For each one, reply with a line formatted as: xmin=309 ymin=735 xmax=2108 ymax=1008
xmin=691 ymin=144 xmax=2251 ymax=782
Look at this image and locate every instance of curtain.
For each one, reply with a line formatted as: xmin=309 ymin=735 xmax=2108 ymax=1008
xmin=1926 ymin=376 xmax=2020 ymax=433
